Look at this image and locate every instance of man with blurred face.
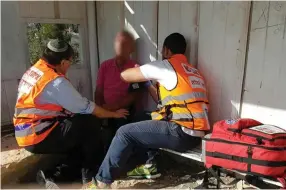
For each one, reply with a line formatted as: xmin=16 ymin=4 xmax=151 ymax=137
xmin=94 ymin=31 xmax=142 ymax=152
xmin=93 ymin=31 xmax=160 ymax=184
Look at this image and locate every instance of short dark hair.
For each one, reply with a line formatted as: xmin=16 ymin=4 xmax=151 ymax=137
xmin=42 ymin=40 xmax=74 ymax=65
xmin=163 ymin=33 xmax=186 ymax=54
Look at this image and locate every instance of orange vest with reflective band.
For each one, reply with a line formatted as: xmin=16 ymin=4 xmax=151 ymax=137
xmin=151 ymin=54 xmax=210 ymax=131
xmin=13 ymin=59 xmax=68 ymax=147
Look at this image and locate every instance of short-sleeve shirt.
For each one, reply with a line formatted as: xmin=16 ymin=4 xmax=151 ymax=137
xmin=96 ymin=58 xmax=138 ymax=105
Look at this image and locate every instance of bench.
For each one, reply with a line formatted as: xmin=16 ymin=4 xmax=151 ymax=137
xmin=161 ymin=134 xmax=284 ymax=188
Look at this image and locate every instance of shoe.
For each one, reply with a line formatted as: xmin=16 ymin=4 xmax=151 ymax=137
xmin=36 ymin=170 xmax=60 ymax=189
xmin=127 ymin=164 xmax=161 ymax=179
xmin=81 ymin=168 xmax=94 ymax=185
xmin=82 ymin=179 xmax=110 ymax=189
xmin=82 ymin=181 xmax=97 ymax=189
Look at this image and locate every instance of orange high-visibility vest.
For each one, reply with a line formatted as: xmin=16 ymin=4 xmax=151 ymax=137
xmin=13 ymin=59 xmax=69 ymax=147
xmin=151 ymin=54 xmax=210 ymax=131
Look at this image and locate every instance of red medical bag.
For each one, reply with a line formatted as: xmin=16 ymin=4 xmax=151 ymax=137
xmin=204 ymin=119 xmax=286 ymax=180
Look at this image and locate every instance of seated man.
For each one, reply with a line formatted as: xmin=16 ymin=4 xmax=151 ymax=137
xmin=94 ymin=31 xmax=143 ymax=153
xmin=86 ymin=33 xmax=210 ymax=188
xmin=94 ymin=31 xmax=160 ymax=179
xmin=13 ymin=39 xmax=128 ymax=188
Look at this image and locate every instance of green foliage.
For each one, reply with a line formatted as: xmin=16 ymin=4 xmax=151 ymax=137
xmin=27 ymin=23 xmax=80 ymax=65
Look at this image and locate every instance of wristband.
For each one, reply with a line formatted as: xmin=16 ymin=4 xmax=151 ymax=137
xmin=144 ymin=80 xmax=152 ymax=88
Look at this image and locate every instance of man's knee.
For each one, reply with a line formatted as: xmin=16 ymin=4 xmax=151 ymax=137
xmin=114 ymin=123 xmax=133 ymax=143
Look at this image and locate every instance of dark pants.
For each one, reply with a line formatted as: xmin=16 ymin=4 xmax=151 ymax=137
xmin=101 ymin=110 xmax=151 ymax=153
xmin=95 ymin=120 xmax=201 ymax=184
xmin=25 ymin=114 xmax=103 ymax=183
xmin=101 ymin=118 xmax=130 ymax=154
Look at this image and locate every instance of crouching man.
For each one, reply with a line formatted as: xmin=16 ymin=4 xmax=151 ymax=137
xmin=13 ymin=39 xmax=128 ymax=188
xmin=85 ymin=33 xmax=210 ymax=188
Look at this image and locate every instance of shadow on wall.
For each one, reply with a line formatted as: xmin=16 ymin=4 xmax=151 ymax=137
xmin=133 ymin=36 xmax=158 ymax=112
xmin=134 ymin=37 xmax=157 ymax=112
xmin=123 ymin=2 xmax=159 ymax=112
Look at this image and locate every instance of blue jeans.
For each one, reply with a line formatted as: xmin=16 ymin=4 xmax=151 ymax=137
xmin=95 ymin=120 xmax=201 ymax=184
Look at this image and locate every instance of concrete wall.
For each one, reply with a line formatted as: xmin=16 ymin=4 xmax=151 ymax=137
xmin=2 ymin=1 xmax=286 ymax=130
xmin=1 ymin=1 xmax=27 ymax=125
xmin=240 ymin=2 xmax=286 ymax=128
xmin=198 ymin=2 xmax=251 ymax=124
xmin=198 ymin=1 xmax=286 ymax=129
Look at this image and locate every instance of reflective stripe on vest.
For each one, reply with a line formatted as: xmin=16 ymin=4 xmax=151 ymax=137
xmin=15 ymin=121 xmax=57 ymax=137
xmin=14 ymin=107 xmax=65 ymax=117
xmin=160 ymin=92 xmax=207 ymax=106
xmin=152 ymin=110 xmax=206 ymax=121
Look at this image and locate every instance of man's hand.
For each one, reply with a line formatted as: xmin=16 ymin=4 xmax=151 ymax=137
xmin=113 ymin=109 xmax=129 ymax=119
xmin=93 ymin=104 xmax=129 ymax=119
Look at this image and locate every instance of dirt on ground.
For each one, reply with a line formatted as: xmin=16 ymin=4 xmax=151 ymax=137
xmin=0 ymin=134 xmax=262 ymax=189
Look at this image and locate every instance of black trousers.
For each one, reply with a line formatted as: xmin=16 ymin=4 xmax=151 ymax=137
xmin=101 ymin=117 xmax=130 ymax=154
xmin=25 ymin=114 xmax=104 ymax=183
xmin=101 ymin=111 xmax=152 ymax=154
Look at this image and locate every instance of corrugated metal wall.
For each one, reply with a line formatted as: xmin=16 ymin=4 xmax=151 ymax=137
xmin=2 ymin=1 xmax=286 ymax=130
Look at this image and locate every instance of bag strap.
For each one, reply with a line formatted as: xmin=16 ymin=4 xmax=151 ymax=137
xmin=277 ymin=174 xmax=286 ymax=189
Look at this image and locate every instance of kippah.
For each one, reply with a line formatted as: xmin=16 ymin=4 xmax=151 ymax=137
xmin=47 ymin=39 xmax=68 ymax=52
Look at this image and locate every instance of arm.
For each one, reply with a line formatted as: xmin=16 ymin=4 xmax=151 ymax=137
xmin=121 ymin=68 xmax=158 ymax=103
xmin=102 ymin=62 xmax=143 ymax=111
xmin=120 ymin=67 xmax=148 ymax=83
xmin=147 ymin=83 xmax=158 ymax=103
xmin=121 ymin=60 xmax=173 ymax=103
xmin=43 ymin=77 xmax=128 ymax=118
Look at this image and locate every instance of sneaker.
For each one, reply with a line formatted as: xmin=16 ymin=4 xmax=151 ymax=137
xmin=82 ymin=181 xmax=97 ymax=189
xmin=82 ymin=179 xmax=110 ymax=189
xmin=36 ymin=170 xmax=60 ymax=189
xmin=127 ymin=164 xmax=161 ymax=179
